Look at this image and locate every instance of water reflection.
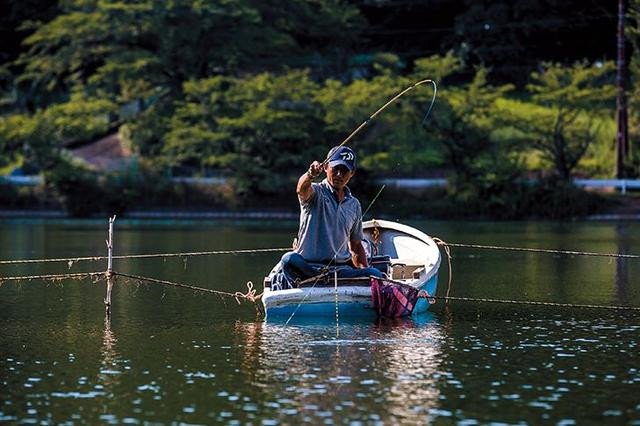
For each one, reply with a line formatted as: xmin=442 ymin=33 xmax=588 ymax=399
xmin=614 ymin=223 xmax=629 ymax=304
xmin=236 ymin=313 xmax=446 ymax=422
xmin=100 ymin=312 xmax=118 ymax=382
xmin=3 ymin=220 xmax=640 ymax=423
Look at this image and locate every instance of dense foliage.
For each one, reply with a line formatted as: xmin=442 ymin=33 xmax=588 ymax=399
xmin=0 ymin=0 xmax=637 ymax=218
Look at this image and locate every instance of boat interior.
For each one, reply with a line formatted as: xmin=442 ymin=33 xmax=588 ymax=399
xmin=264 ymin=221 xmax=438 ymax=290
xmin=363 ymin=227 xmax=434 ymax=282
xmin=264 ymin=252 xmax=429 ymax=290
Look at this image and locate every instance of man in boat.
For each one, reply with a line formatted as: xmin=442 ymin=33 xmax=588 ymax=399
xmin=279 ymin=146 xmax=384 ymax=285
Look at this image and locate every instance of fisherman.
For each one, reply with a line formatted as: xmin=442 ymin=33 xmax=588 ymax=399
xmin=279 ymin=146 xmax=384 ymax=284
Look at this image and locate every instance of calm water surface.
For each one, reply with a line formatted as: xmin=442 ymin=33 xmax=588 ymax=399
xmin=1 ymin=219 xmax=639 ymax=424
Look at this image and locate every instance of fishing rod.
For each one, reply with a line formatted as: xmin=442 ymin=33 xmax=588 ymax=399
xmin=321 ymin=78 xmax=437 ymax=166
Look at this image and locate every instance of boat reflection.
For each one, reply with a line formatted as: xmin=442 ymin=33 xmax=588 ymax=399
xmin=235 ymin=312 xmax=445 ymax=422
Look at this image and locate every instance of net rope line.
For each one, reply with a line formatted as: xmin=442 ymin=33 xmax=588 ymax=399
xmin=0 ymin=247 xmax=291 ymax=266
xmin=441 ymin=242 xmax=640 ymax=259
xmin=432 ymin=237 xmax=453 ymax=300
xmin=423 ymin=295 xmax=640 ymax=312
xmin=0 ymin=272 xmax=106 ymax=282
xmin=0 ymin=270 xmax=261 ymax=305
xmin=113 ymin=272 xmax=261 ymax=304
xmin=1 ymin=229 xmax=637 ymax=312
xmin=3 ymin=269 xmax=640 ymax=312
xmin=1 ymin=242 xmax=636 ymax=267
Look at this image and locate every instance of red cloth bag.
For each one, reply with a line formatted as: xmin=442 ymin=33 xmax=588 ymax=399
xmin=371 ymin=277 xmax=421 ymax=317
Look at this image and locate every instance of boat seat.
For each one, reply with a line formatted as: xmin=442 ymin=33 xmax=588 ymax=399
xmin=390 ymin=263 xmax=425 ymax=280
xmin=369 ymin=255 xmax=391 ymax=275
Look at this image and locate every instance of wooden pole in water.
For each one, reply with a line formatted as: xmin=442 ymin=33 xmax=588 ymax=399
xmin=104 ymin=215 xmax=116 ymax=314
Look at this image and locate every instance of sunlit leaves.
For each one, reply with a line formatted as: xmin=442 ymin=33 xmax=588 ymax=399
xmin=0 ymin=91 xmax=116 ymax=169
xmin=528 ymin=61 xmax=616 ymax=108
xmin=165 ymin=70 xmax=324 ymax=194
xmin=503 ymin=61 xmax=616 ymax=178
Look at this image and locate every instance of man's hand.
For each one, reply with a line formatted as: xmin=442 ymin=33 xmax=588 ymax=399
xmin=307 ymin=161 xmax=323 ymax=179
xmin=297 ymin=160 xmax=323 ymax=203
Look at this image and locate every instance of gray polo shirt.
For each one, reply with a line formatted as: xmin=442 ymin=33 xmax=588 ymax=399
xmin=295 ymin=179 xmax=364 ymax=263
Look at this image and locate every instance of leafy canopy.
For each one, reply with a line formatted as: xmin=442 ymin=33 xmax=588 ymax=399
xmin=499 ymin=61 xmax=615 ymax=178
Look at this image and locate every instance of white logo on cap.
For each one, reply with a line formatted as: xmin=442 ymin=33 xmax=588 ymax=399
xmin=340 ymin=151 xmax=354 ymax=162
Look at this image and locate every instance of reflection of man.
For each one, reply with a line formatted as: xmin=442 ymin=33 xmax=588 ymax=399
xmin=280 ymin=146 xmax=384 ymax=282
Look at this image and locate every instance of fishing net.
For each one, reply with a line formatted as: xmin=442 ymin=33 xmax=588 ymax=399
xmin=371 ymin=277 xmax=430 ymax=317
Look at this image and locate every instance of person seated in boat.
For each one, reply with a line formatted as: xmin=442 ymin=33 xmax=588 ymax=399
xmin=279 ymin=146 xmax=385 ymax=284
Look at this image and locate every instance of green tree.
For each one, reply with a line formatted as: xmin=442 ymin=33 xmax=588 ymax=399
xmin=314 ymin=53 xmax=450 ymax=175
xmin=316 ymin=72 xmax=409 ymax=172
xmin=6 ymin=0 xmax=364 ymax=163
xmin=498 ymin=61 xmax=616 ymax=179
xmin=0 ymin=91 xmax=115 ymax=170
xmin=627 ymin=0 xmax=640 ymax=176
xmin=165 ymin=70 xmax=325 ymax=196
xmin=0 ymin=0 xmax=58 ymax=109
xmin=164 ymin=59 xmax=447 ymax=199
xmin=411 ymin=54 xmax=515 ymax=182
xmin=13 ymin=0 xmax=363 ymax=107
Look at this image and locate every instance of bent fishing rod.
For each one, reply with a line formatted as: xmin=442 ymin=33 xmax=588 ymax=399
xmin=322 ymin=78 xmax=437 ymax=166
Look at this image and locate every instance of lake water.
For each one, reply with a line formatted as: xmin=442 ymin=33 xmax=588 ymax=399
xmin=1 ymin=219 xmax=639 ymax=424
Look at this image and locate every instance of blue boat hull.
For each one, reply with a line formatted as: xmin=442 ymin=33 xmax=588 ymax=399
xmin=264 ymin=275 xmax=438 ymax=320
xmin=263 ymin=219 xmax=442 ymax=321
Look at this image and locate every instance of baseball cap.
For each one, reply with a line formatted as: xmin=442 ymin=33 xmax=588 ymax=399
xmin=326 ymin=146 xmax=356 ymax=171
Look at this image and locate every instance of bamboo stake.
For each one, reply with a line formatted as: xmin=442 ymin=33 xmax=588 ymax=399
xmin=104 ymin=215 xmax=116 ymax=314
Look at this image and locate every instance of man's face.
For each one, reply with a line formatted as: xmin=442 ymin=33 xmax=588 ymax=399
xmin=325 ymin=164 xmax=355 ymax=190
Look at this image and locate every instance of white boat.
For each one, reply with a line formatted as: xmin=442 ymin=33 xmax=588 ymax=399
xmin=262 ymin=219 xmax=441 ymax=319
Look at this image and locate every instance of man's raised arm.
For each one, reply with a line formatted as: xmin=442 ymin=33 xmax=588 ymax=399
xmin=297 ymin=160 xmax=323 ymax=203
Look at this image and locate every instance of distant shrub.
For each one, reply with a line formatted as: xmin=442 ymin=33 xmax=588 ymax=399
xmin=0 ymin=183 xmax=19 ymax=207
xmin=523 ymin=176 xmax=607 ymax=219
xmin=442 ymin=176 xmax=608 ymax=220
xmin=44 ymin=161 xmax=103 ymax=217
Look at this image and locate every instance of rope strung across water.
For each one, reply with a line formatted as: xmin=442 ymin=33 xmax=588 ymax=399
xmin=0 ymin=268 xmax=260 ymax=305
xmin=113 ymin=271 xmax=261 ymax=304
xmin=1 ymin=243 xmax=636 ymax=268
xmin=2 ymin=269 xmax=638 ymax=312
xmin=0 ymin=272 xmax=106 ymax=283
xmin=441 ymin=242 xmax=640 ymax=259
xmin=1 ymin=227 xmax=636 ymax=313
xmin=0 ymin=247 xmax=290 ymax=266
xmin=0 ymin=256 xmax=104 ymax=266
xmin=425 ymin=295 xmax=640 ymax=312
xmin=429 ymin=237 xmax=639 ymax=310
